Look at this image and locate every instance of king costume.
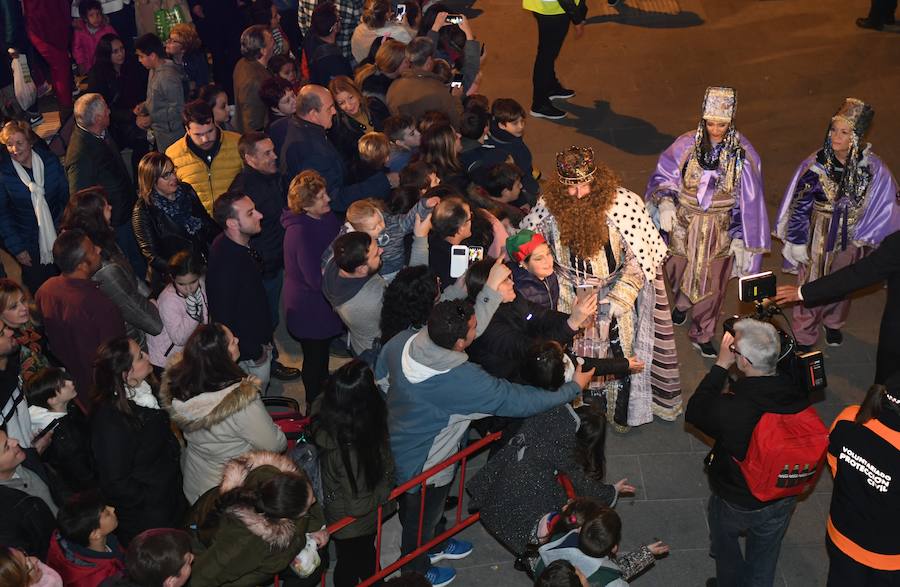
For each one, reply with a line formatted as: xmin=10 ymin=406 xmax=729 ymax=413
xmin=521 ymin=147 xmax=681 ymax=429
xmin=775 ymin=97 xmax=900 ymax=348
xmin=645 ymin=87 xmax=770 ymax=355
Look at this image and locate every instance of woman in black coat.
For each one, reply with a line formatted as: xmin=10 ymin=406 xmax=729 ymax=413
xmin=132 ymin=152 xmax=220 ymax=292
xmin=91 ymin=336 xmax=185 ymax=545
xmin=327 ymin=76 xmax=388 ymax=182
xmin=86 ymin=33 xmax=150 ymax=171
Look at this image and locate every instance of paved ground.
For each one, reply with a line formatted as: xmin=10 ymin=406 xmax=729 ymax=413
xmin=271 ymin=1 xmax=899 ymax=585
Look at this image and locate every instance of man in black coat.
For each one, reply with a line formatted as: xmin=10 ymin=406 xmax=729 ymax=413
xmin=686 ymin=319 xmax=808 ymax=587
xmin=229 ymin=132 xmax=299 ymax=381
xmin=66 ymin=93 xmax=145 ymax=277
xmin=776 ymin=229 xmax=900 ymax=384
xmin=206 ymin=190 xmax=274 ymax=393
xmin=268 ymin=84 xmax=396 ymax=213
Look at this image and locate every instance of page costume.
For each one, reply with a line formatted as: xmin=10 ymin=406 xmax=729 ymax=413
xmin=521 ymin=147 xmax=680 ymax=429
xmin=645 ymin=87 xmax=769 ymax=345
xmin=775 ymin=98 xmax=900 ymax=346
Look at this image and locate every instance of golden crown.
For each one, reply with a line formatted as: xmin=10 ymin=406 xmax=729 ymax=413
xmin=556 ymin=146 xmax=596 ymax=185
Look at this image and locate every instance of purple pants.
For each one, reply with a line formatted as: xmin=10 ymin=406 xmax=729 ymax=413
xmin=666 ymin=255 xmax=733 ymax=344
xmin=792 ymin=245 xmax=865 ymax=346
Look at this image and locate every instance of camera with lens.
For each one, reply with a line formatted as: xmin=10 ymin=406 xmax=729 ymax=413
xmin=722 ymin=271 xmax=827 ymax=393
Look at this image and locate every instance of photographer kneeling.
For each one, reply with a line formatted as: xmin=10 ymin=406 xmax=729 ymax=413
xmin=686 ymin=319 xmax=812 ymax=587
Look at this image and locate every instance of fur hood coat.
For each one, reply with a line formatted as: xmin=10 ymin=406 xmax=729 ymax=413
xmin=188 ymin=451 xmax=326 ymax=587
xmin=160 ymin=376 xmax=287 ymax=504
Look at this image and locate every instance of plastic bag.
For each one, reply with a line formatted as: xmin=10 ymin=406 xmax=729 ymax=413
xmin=289 ymin=537 xmax=320 ymax=578
xmin=154 ymin=4 xmax=187 ymax=40
xmin=12 ymin=55 xmax=37 ymax=111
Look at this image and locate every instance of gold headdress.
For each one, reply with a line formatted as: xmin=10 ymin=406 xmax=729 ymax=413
xmin=556 ymin=146 xmax=596 ymax=186
xmin=701 ymin=86 xmax=737 ymax=123
xmin=831 ymin=97 xmax=874 ymax=139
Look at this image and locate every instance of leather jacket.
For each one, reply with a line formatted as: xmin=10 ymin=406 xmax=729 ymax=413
xmin=131 ymin=183 xmax=220 ymax=289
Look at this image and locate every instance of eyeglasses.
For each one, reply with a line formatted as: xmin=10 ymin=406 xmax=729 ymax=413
xmin=729 ymin=343 xmax=752 ymax=365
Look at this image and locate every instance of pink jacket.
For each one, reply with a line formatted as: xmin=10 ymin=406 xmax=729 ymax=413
xmin=72 ymin=19 xmax=117 ymax=73
xmin=147 ymin=280 xmax=209 ymax=368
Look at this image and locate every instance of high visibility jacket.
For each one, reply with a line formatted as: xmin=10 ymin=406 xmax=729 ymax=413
xmin=827 ymin=405 xmax=900 ymax=570
xmin=523 ymin=0 xmax=583 ymax=17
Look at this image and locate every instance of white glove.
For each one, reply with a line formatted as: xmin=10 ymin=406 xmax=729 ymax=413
xmin=657 ymin=198 xmax=677 ymax=233
xmin=729 ymin=239 xmax=752 ymax=277
xmin=781 ymin=242 xmax=809 ymax=267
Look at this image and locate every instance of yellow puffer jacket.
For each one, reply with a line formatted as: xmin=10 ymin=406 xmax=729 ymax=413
xmin=165 ymin=130 xmax=243 ymax=213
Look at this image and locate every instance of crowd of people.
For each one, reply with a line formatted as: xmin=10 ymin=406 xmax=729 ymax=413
xmin=0 ymin=1 xmax=899 ymax=587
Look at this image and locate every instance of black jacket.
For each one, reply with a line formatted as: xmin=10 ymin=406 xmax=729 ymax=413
xmin=91 ymin=401 xmax=184 ymax=545
xmin=802 ymin=229 xmax=900 ymax=384
xmin=41 ymin=403 xmax=97 ymax=496
xmin=65 ymin=126 xmax=136 ymax=227
xmin=229 ymin=167 xmax=287 ymax=278
xmin=0 ymin=450 xmax=57 ymax=558
xmin=206 ymin=233 xmax=272 ymax=361
xmin=131 ymin=182 xmax=220 ymax=289
xmin=686 ymin=366 xmax=811 ymax=509
xmin=466 ymin=296 xmax=576 ymax=381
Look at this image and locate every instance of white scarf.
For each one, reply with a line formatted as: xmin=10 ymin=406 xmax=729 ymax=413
xmin=126 ymin=380 xmax=160 ymax=410
xmin=11 ymin=150 xmax=56 ymax=264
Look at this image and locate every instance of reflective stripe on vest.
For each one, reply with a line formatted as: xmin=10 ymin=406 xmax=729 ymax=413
xmin=827 ymin=516 xmax=900 ymax=570
xmin=522 ymin=0 xmax=581 ymax=16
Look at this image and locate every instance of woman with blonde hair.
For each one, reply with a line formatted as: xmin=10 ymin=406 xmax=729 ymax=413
xmin=281 ymin=171 xmax=344 ymax=408
xmin=328 ymin=76 xmax=388 ymax=180
xmin=0 ymin=120 xmax=69 ymax=292
xmin=132 ymin=151 xmax=219 ymax=290
xmin=164 ymin=23 xmax=209 ymax=97
xmin=355 ymin=38 xmax=408 ymax=107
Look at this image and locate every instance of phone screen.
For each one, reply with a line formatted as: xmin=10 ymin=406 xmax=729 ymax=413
xmin=468 ymin=246 xmax=484 ymax=262
xmin=395 ymin=4 xmax=406 ymax=22
xmin=446 ymin=14 xmax=463 ymax=24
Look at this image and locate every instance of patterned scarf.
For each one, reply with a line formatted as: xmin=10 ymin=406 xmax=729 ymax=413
xmin=153 ymin=185 xmax=202 ymax=235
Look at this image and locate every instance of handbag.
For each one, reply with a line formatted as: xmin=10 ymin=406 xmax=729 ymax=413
xmin=154 ymin=1 xmax=188 ymax=40
xmin=12 ymin=54 xmax=37 ymax=111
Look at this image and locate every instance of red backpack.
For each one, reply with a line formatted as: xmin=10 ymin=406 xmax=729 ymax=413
xmin=735 ymin=406 xmax=828 ymax=501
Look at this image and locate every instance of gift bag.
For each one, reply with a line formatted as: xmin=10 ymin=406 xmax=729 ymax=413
xmin=154 ymin=2 xmax=188 ymax=40
xmin=12 ymin=55 xmax=37 ymax=111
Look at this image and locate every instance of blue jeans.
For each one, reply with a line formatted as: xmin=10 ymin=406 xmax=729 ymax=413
xmin=708 ymin=494 xmax=796 ymax=587
xmin=398 ymin=483 xmax=452 ymax=575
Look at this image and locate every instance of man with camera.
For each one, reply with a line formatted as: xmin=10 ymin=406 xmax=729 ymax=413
xmin=686 ymin=319 xmax=813 ymax=587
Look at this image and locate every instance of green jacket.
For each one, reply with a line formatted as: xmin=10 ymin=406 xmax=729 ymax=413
xmin=188 ymin=452 xmax=326 ymax=587
xmin=312 ymin=424 xmax=396 ymax=539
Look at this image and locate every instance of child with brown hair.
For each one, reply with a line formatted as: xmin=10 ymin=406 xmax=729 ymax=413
xmin=357 ymin=131 xmax=392 ymax=180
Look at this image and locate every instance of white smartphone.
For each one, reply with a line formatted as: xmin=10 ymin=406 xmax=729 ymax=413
xmin=395 ymin=3 xmax=406 ymax=22
xmin=450 ymin=245 xmax=469 ymax=278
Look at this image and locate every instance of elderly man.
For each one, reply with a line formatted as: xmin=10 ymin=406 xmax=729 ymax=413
xmin=166 ymin=100 xmax=243 ymax=213
xmin=65 ymin=93 xmax=144 ymax=275
xmin=233 ymin=25 xmax=275 ymax=133
xmin=386 ymin=36 xmax=463 ymax=128
xmin=686 ymin=320 xmax=812 ymax=587
xmin=269 ymin=84 xmax=397 ymax=212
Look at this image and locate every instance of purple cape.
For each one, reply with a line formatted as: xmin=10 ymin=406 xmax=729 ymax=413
xmin=775 ymin=149 xmax=900 ymax=260
xmin=645 ymin=131 xmax=770 ymax=271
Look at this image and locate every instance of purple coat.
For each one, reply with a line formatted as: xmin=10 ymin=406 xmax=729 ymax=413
xmin=281 ymin=208 xmax=345 ymax=340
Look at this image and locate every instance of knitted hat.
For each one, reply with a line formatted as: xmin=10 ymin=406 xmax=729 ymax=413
xmin=506 ymin=230 xmax=546 ymax=263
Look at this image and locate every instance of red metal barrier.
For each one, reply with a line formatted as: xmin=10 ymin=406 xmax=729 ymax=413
xmin=323 ymin=431 xmax=504 ymax=586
